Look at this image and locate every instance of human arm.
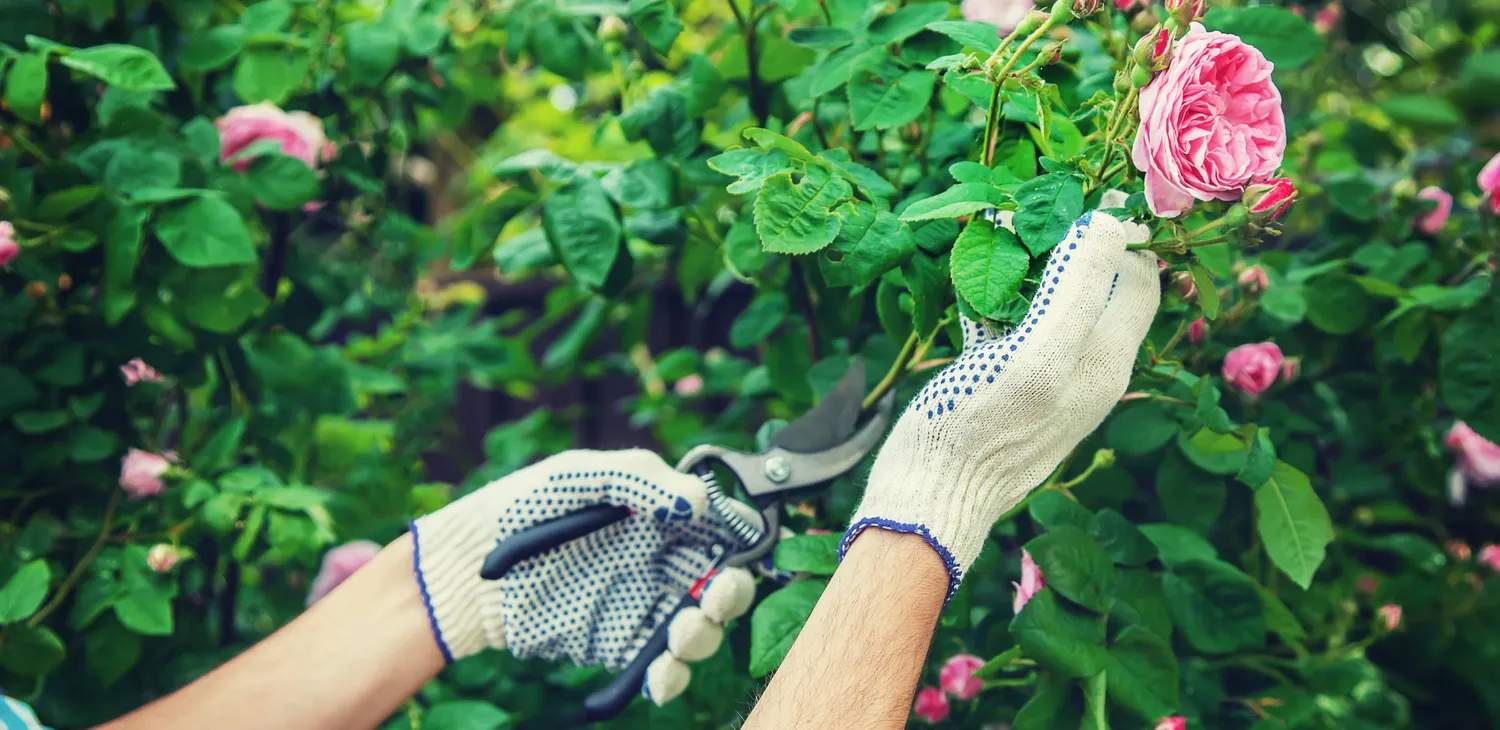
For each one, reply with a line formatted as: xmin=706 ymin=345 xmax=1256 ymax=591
xmin=97 ymin=534 xmax=443 ymax=730
xmin=742 ymin=529 xmax=948 ymax=730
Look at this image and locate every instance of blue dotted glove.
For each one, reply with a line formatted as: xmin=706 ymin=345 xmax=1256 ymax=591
xmin=842 ymin=211 xmax=1161 ymax=600
xmin=411 ymin=449 xmax=756 ymax=705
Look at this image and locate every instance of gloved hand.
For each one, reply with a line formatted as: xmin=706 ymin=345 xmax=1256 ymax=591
xmin=410 ymin=449 xmax=757 ymax=705
xmin=841 ymin=211 xmax=1160 ymax=599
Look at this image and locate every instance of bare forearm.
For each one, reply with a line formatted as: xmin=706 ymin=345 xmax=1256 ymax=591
xmin=744 ymin=529 xmax=949 ymax=730
xmin=99 ymin=533 xmax=444 ymax=730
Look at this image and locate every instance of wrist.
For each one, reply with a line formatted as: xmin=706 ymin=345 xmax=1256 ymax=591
xmin=839 ymin=528 xmax=950 ymax=605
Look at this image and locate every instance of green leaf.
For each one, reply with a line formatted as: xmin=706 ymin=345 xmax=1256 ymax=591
xmin=103 ymin=145 xmax=180 ymax=192
xmin=868 ymin=3 xmax=951 ymax=44
xmin=1106 ymin=402 xmax=1179 ymax=455
xmin=1009 ymin=588 xmax=1108 ymax=677
xmin=60 ymin=44 xmax=174 ymax=91
xmin=730 ymin=293 xmax=788 ymax=349
xmin=12 ymin=410 xmax=69 ymax=435
xmin=1177 ymin=427 xmax=1248 ymax=475
xmin=174 ymin=265 xmax=269 ymax=334
xmin=1013 ymin=672 xmax=1084 ymax=730
xmin=241 ymin=0 xmax=292 ymax=32
xmin=0 ymin=561 xmax=51 ymax=623
xmin=950 ymin=219 xmax=1028 ymax=318
xmin=1156 ymin=450 xmax=1226 ymax=535
xmin=818 ymin=204 xmax=915 ymax=288
xmin=155 ymin=195 xmax=258 ymax=267
xmin=246 ymin=154 xmax=320 ymax=211
xmin=1138 ymin=523 xmax=1218 ymax=568
xmin=1013 ymin=173 xmax=1085 ymax=256
xmin=1203 ymin=6 xmax=1321 ymax=70
xmin=601 ymin=159 xmax=674 ymax=209
xmin=1082 ymin=669 xmax=1107 ymax=730
xmin=1440 ymin=286 xmax=1500 ymax=442
xmin=1189 ymin=262 xmax=1219 ymax=319
xmin=1029 ymin=490 xmax=1096 ymax=533
xmin=69 ymin=427 xmax=115 ymax=463
xmin=1111 ymin=569 xmax=1173 ymax=641
xmin=708 ymin=147 xmax=794 ymax=196
xmin=233 ymin=48 xmax=303 ymax=104
xmin=86 ymin=620 xmax=142 ymax=686
xmin=629 ymin=0 xmax=682 ymax=53
xmin=753 ymin=165 xmax=852 ymax=254
xmin=1380 ymin=94 xmax=1463 ymax=130
xmin=34 ymin=185 xmax=103 ymax=221
xmin=0 ymin=625 xmax=65 ymax=676
xmin=342 ymin=20 xmax=401 ymax=87
xmin=898 ymin=183 xmax=1005 ymax=222
xmin=4 ymin=53 xmax=49 ymax=124
xmin=1163 ymin=559 xmax=1265 ymax=653
xmin=1024 ymin=527 xmax=1115 ymax=612
xmin=1092 ymin=510 xmax=1157 ymax=567
xmin=1195 ymin=377 xmax=1234 ymax=433
xmin=1255 ymin=462 xmax=1333 ymax=589
xmin=1323 ymin=173 xmax=1381 ymax=222
xmin=1258 ymin=584 xmax=1307 ymax=642
xmin=114 ymin=582 xmax=173 ymax=636
xmin=925 ymin=20 xmax=1002 ymax=54
xmin=195 ymin=416 xmax=247 ymax=474
xmin=1260 ymin=280 xmax=1306 ymax=325
xmin=847 ymin=49 xmax=936 ymax=131
xmin=787 ymin=27 xmax=853 ymax=50
xmin=179 ymin=25 xmax=247 ymax=71
xmin=102 ymin=203 xmax=143 ymax=321
xmin=749 ymin=579 xmax=826 ymax=677
xmin=543 ymin=176 xmax=624 ymax=290
xmin=617 ymin=87 xmax=698 ymax=159
xmin=1236 ymin=427 xmax=1276 ymax=488
xmin=1304 ymin=274 xmax=1370 ymax=335
xmin=773 ymin=533 xmax=841 ymax=575
xmin=903 ymin=251 xmax=949 ymax=335
xmin=424 ymin=700 xmax=512 ymax=730
xmin=1106 ymin=626 xmax=1180 ymax=719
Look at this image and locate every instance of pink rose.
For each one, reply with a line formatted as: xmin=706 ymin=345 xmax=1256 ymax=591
xmin=147 ymin=544 xmax=181 ymax=572
xmin=1479 ymin=152 xmax=1500 ymax=214
xmin=1243 ymin=177 xmax=1297 ymax=223
xmin=1013 ymin=549 xmax=1046 ymax=614
xmin=0 ymin=222 xmax=17 ymax=267
xmin=1313 ymin=2 xmax=1343 ymax=34
xmin=1479 ymin=544 xmax=1500 ymax=572
xmin=1155 ymin=717 xmax=1187 ymax=730
xmin=120 ymin=449 xmax=172 ymax=498
xmin=1222 ymin=342 xmax=1283 ymax=398
xmin=1237 ymin=265 xmax=1269 ymax=293
xmin=1446 ymin=540 xmax=1472 ymax=563
xmin=1279 ymin=356 xmax=1300 ymax=383
xmin=1415 ymin=187 xmax=1452 ymax=235
xmin=1376 ymin=604 xmax=1402 ymax=631
xmin=307 ymin=540 xmax=382 ymax=605
xmin=913 ymin=687 xmax=950 ymax=724
xmin=939 ymin=654 xmax=985 ymax=701
xmin=1445 ymin=421 xmax=1500 ymax=489
xmin=960 ymin=0 xmax=1034 ymax=34
xmin=216 ymin=102 xmax=333 ymax=173
xmin=674 ymin=373 xmax=704 ymax=397
xmin=1188 ymin=317 xmax=1206 ymax=344
xmin=1132 ymin=24 xmax=1286 ymax=217
xmin=120 ymin=358 xmax=164 ymax=387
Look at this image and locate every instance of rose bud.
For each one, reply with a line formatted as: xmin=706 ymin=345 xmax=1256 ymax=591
xmin=1071 ymin=0 xmax=1102 ymax=18
xmin=1170 ymin=271 xmax=1197 ymax=301
xmin=597 ymin=15 xmax=628 ymax=41
xmin=1133 ymin=25 xmax=1174 ymax=71
xmin=1242 ymin=177 xmax=1297 ymax=223
xmin=1237 ymin=265 xmax=1269 ymax=294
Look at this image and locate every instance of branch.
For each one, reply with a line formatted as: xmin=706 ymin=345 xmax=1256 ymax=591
xmin=28 ymin=490 xmax=120 ymax=628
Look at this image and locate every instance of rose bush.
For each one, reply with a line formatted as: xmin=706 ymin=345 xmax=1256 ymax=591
xmin=3 ymin=0 xmax=1500 ymax=729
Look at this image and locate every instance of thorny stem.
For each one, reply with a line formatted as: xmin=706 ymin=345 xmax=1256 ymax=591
xmin=981 ymin=79 xmax=1005 ymax=167
xmin=981 ymin=10 xmax=1065 ymax=165
xmin=29 ymin=490 xmax=120 ymax=628
xmin=1092 ymin=86 xmax=1139 ymax=190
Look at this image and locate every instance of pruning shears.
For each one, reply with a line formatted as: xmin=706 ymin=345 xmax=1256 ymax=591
xmin=477 ymin=362 xmax=895 ymax=722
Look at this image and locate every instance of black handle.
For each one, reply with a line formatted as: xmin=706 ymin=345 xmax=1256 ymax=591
xmin=580 ymin=594 xmax=700 ymax=723
xmin=479 ymin=504 xmax=632 ymax=580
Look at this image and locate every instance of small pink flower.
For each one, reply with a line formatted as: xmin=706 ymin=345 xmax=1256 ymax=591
xmin=1114 ymin=0 xmax=1138 ymax=11
xmin=120 ymin=358 xmax=165 ymax=386
xmin=120 ymin=449 xmax=172 ymax=498
xmin=1132 ymin=24 xmax=1286 ymax=218
xmin=1188 ymin=317 xmax=1206 ymax=344
xmin=1355 ymin=574 xmax=1379 ymax=594
xmin=939 ymin=654 xmax=985 ymax=701
xmin=1376 ymin=604 xmax=1402 ymax=631
xmin=913 ymin=687 xmax=950 ymax=724
xmin=674 ymin=373 xmax=704 ymax=397
xmin=1313 ymin=2 xmax=1343 ymax=34
xmin=1013 ymin=549 xmax=1046 ymax=614
xmin=1237 ymin=265 xmax=1269 ymax=293
xmin=1155 ymin=717 xmax=1187 ymax=730
xmin=1222 ymin=342 xmax=1283 ymax=398
xmin=1445 ymin=421 xmax=1500 ymax=488
xmin=307 ymin=540 xmax=382 ymax=605
xmin=0 ymin=222 xmax=17 ymax=267
xmin=216 ymin=102 xmax=333 ymax=173
xmin=1279 ymin=356 xmax=1301 ymax=383
xmin=1415 ymin=187 xmax=1453 ymax=235
xmin=1447 ymin=540 xmax=1472 ymax=563
xmin=1481 ymin=152 xmax=1500 ymax=214
xmin=960 ymin=0 xmax=1034 ymax=34
xmin=1479 ymin=544 xmax=1500 ymax=572
xmin=147 ymin=544 xmax=180 ymax=572
xmin=1243 ymin=177 xmax=1297 ymax=223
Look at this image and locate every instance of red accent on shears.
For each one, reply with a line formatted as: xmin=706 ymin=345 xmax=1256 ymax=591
xmin=688 ymin=568 xmax=720 ymax=600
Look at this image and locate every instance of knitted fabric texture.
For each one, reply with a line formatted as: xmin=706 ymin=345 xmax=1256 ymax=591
xmin=843 ymin=212 xmax=1160 ymax=597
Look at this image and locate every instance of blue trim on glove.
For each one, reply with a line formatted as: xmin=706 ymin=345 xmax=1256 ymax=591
xmin=838 ymin=518 xmax=963 ymax=604
xmin=409 ymin=520 xmax=455 ymax=664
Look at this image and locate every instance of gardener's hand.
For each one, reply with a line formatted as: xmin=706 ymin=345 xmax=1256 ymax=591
xmin=411 ymin=449 xmax=757 ymax=704
xmin=842 ymin=211 xmax=1160 ymax=599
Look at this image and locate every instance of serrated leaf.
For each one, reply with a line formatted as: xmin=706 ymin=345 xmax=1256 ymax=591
xmin=1189 ymin=262 xmax=1219 ymax=319
xmin=1255 ymin=462 xmax=1333 ymax=589
xmin=898 ymin=183 xmax=1005 ymax=221
xmin=542 ymin=176 xmax=623 ymax=290
xmin=951 ymin=219 xmax=1029 ymax=317
xmin=1106 ymin=626 xmax=1180 ymax=719
xmin=749 ymin=579 xmax=825 ymax=677
xmin=753 ymin=165 xmax=852 ymax=254
xmin=818 ymin=204 xmax=915 ymax=288
xmin=1025 ymin=526 xmax=1115 ymax=612
xmin=708 ymin=147 xmax=793 ymax=195
xmin=847 ymin=49 xmax=936 ymax=131
xmin=1013 ymin=173 xmax=1085 ymax=256
xmin=1009 ymin=588 xmax=1108 ymax=678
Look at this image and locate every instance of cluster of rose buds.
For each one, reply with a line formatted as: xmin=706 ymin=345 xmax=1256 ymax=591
xmin=0 ymin=221 xmax=17 ymax=267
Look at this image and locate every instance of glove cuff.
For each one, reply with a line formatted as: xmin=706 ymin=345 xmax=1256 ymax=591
xmin=410 ymin=511 xmax=507 ymax=662
xmin=838 ymin=517 xmax=964 ymax=603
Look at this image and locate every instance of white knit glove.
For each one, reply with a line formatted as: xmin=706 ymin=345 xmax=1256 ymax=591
xmin=841 ymin=211 xmax=1160 ymax=599
xmin=411 ymin=449 xmax=757 ymax=705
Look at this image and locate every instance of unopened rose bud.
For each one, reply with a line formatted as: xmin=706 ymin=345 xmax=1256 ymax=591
xmin=147 ymin=543 xmax=180 ymax=572
xmin=1163 ymin=0 xmax=1204 ymax=25
xmin=1130 ymin=63 xmax=1154 ymax=88
xmin=1447 ymin=540 xmax=1473 ymax=562
xmin=25 ymin=281 xmax=46 ymax=299
xmin=1375 ymin=604 xmax=1402 ymax=631
xmin=1040 ymin=42 xmax=1065 ymax=65
xmin=1237 ymin=265 xmax=1269 ymax=294
xmin=1188 ymin=317 xmax=1206 ymax=344
xmin=1129 ymin=7 xmax=1161 ymax=34
xmin=1133 ymin=25 xmax=1173 ymax=71
xmin=1091 ymin=448 xmax=1116 ymax=470
xmin=1279 ymin=356 xmax=1300 ymax=383
xmin=57 ymin=273 xmax=72 ymax=290
xmin=1243 ymin=177 xmax=1297 ymax=223
xmin=1016 ymin=10 xmax=1050 ymax=37
xmin=1113 ymin=70 xmax=1132 ymax=94
xmin=1170 ymin=271 xmax=1197 ymax=301
xmin=1071 ymin=0 xmax=1102 ymax=18
xmin=1313 ymin=3 xmax=1343 ymax=35
xmin=597 ymin=15 xmax=628 ymax=42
